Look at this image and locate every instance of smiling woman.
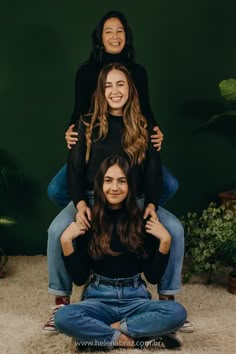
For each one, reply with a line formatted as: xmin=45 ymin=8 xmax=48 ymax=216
xmin=54 ymin=155 xmax=186 ymax=350
xmin=102 ymin=17 xmax=126 ymax=54
xmin=102 ymin=164 xmax=128 ymax=209
xmin=105 ymin=69 xmax=129 ymax=116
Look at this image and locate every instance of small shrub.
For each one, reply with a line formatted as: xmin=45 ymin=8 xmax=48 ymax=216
xmin=181 ymin=202 xmax=236 ymax=283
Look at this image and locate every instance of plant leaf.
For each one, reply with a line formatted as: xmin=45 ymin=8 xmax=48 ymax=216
xmin=219 ymin=79 xmax=236 ymax=101
xmin=0 ymin=217 xmax=16 ymax=226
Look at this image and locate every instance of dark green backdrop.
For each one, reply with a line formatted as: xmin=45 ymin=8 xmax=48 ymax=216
xmin=1 ymin=0 xmax=235 ymax=254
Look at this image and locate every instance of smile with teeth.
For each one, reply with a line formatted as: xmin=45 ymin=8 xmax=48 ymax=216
xmin=110 ymin=42 xmax=121 ymax=46
xmin=110 ymin=96 xmax=122 ymax=102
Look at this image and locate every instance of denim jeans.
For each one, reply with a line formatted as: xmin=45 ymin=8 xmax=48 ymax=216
xmin=47 ymin=163 xmax=179 ymax=208
xmin=47 ymin=196 xmax=184 ymax=296
xmin=54 ymin=274 xmax=187 ymax=348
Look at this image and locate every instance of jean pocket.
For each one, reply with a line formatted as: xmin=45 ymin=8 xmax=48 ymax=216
xmin=81 ymin=283 xmax=95 ymax=300
xmin=139 ymin=284 xmax=152 ymax=299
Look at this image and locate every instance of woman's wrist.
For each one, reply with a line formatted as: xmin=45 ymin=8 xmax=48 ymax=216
xmin=60 ymin=223 xmax=80 ymax=255
xmin=60 ymin=235 xmax=74 ymax=256
xmin=159 ymin=235 xmax=171 ymax=254
xmin=61 ymin=232 xmax=74 ymax=244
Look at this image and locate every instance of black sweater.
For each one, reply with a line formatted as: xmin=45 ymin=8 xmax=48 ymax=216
xmin=68 ymin=52 xmax=156 ymax=127
xmin=68 ymin=114 xmax=162 ymax=208
xmin=63 ymin=207 xmax=169 ymax=286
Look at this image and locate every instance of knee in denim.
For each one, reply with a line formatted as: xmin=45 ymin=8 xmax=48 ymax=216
xmin=163 ymin=175 xmax=179 ymax=196
xmin=54 ymin=306 xmax=68 ymax=331
xmin=174 ymin=303 xmax=187 ymax=326
xmin=47 ymin=180 xmax=59 ymax=201
xmin=48 ymin=218 xmax=68 ymax=239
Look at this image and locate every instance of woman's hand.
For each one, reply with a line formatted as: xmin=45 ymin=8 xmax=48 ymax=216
xmin=65 ymin=124 xmax=78 ymax=149
xmin=143 ymin=203 xmax=158 ymax=220
xmin=150 ymin=126 xmax=164 ymax=151
xmin=145 ymin=217 xmax=171 ymax=254
xmin=76 ymin=201 xmax=92 ymax=230
xmin=60 ymin=221 xmax=87 ymax=256
xmin=62 ymin=221 xmax=86 ymax=241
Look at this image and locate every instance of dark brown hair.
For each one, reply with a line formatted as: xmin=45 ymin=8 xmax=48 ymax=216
xmin=89 ymin=155 xmax=147 ymax=259
xmin=89 ymin=10 xmax=135 ymax=63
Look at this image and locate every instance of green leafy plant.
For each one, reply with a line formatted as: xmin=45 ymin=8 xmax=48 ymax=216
xmin=0 ymin=167 xmax=16 ymax=275
xmin=0 ymin=217 xmax=15 ymax=226
xmin=0 ymin=167 xmax=16 ymax=227
xmin=204 ymin=79 xmax=236 ymax=195
xmin=0 ymin=217 xmax=16 ymax=274
xmin=181 ymin=202 xmax=236 ymax=283
xmin=218 ymin=239 xmax=236 ymax=277
xmin=205 ymin=78 xmax=236 ymax=128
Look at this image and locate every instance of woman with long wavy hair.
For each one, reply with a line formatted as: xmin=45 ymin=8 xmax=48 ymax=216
xmin=45 ymin=63 xmax=186 ymax=334
xmin=84 ymin=61 xmax=148 ymax=164
xmin=55 ymin=155 xmax=186 ymax=350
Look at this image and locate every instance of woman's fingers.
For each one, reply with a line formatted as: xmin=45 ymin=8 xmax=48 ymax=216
xmin=145 ymin=218 xmax=160 ymax=233
xmin=66 ymin=132 xmax=79 ymax=149
xmin=151 ymin=140 xmax=162 ymax=151
xmin=65 ymin=124 xmax=78 ymax=142
xmin=145 ymin=218 xmax=158 ymax=226
xmin=150 ymin=126 xmax=164 ymax=151
xmin=67 ymin=138 xmax=78 ymax=144
xmin=86 ymin=207 xmax=92 ymax=221
xmin=77 ymin=222 xmax=87 ymax=234
xmin=77 ymin=209 xmax=91 ymax=229
xmin=67 ymin=133 xmax=78 ymax=139
xmin=67 ymin=131 xmax=78 ymax=137
xmin=78 ymin=216 xmax=90 ymax=229
xmin=65 ymin=133 xmax=78 ymax=141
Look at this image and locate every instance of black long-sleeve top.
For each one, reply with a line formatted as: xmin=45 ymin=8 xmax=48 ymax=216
xmin=68 ymin=52 xmax=156 ymax=127
xmin=63 ymin=207 xmax=169 ymax=286
xmin=68 ymin=114 xmax=162 ymax=209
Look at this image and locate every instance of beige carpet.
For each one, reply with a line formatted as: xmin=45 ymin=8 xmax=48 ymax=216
xmin=0 ymin=256 xmax=235 ymax=354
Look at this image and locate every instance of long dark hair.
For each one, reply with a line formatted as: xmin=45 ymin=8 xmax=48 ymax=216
xmin=84 ymin=63 xmax=148 ymax=165
xmin=89 ymin=10 xmax=135 ymax=64
xmin=89 ymin=155 xmax=147 ymax=260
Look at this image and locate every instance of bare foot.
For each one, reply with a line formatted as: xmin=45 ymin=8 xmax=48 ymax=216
xmin=115 ymin=333 xmax=134 ymax=348
xmin=111 ymin=321 xmax=121 ymax=330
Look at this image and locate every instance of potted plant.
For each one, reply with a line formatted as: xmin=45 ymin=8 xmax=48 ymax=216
xmin=181 ymin=202 xmax=236 ymax=286
xmin=218 ymin=239 xmax=236 ymax=294
xmin=0 ymin=216 xmax=15 ymax=278
xmin=205 ymin=78 xmax=236 ymax=206
xmin=0 ymin=166 xmax=16 ymax=278
xmin=204 ymin=78 xmax=236 ymax=128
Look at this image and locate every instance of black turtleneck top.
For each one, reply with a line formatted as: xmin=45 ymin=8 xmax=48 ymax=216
xmin=68 ymin=114 xmax=162 ymax=209
xmin=68 ymin=52 xmax=156 ymax=127
xmin=63 ymin=207 xmax=169 ymax=286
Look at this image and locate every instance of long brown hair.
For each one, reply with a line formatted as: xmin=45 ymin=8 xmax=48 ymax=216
xmin=83 ymin=63 xmax=148 ymax=165
xmin=89 ymin=155 xmax=147 ymax=260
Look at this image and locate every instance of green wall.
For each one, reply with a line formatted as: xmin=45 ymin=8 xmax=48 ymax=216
xmin=1 ymin=0 xmax=235 ymax=254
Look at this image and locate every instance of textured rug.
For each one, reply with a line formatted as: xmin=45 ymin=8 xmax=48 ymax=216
xmin=0 ymin=256 xmax=235 ymax=354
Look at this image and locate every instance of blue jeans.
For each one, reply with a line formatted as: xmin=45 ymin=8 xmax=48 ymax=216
xmin=47 ymin=163 xmax=179 ymax=208
xmin=54 ymin=274 xmax=187 ymax=348
xmin=47 ymin=196 xmax=184 ymax=296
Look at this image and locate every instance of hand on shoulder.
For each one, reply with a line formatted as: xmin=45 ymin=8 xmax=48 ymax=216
xmin=145 ymin=217 xmax=171 ymax=254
